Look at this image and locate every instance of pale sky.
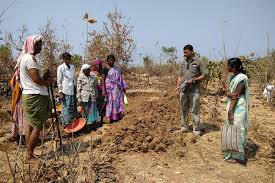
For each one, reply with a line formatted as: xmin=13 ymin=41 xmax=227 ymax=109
xmin=1 ymin=0 xmax=275 ymax=65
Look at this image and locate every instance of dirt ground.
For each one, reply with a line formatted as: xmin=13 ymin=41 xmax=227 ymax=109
xmin=0 ymin=77 xmax=274 ymax=183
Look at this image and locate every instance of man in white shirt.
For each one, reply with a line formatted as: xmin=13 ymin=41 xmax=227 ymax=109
xmin=57 ymin=52 xmax=77 ymax=125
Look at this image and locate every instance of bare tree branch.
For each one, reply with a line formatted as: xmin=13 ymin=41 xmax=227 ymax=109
xmin=88 ymin=8 xmax=136 ymax=67
xmin=0 ymin=0 xmax=17 ymax=21
xmin=7 ymin=25 xmax=28 ymax=51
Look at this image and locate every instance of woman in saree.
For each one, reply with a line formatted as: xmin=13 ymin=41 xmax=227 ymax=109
xmin=91 ymin=59 xmax=106 ymax=125
xmin=104 ymin=55 xmax=128 ymax=122
xmin=77 ymin=64 xmax=99 ymax=129
xmin=10 ymin=53 xmax=26 ymax=145
xmin=223 ymin=57 xmax=249 ymax=164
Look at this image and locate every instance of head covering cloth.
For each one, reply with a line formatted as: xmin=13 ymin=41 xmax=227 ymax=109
xmin=95 ymin=59 xmax=102 ymax=65
xmin=80 ymin=64 xmax=90 ymax=76
xmin=21 ymin=35 xmax=42 ymax=55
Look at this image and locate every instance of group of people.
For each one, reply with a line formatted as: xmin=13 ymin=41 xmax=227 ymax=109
xmin=10 ymin=35 xmax=249 ymax=165
xmin=177 ymin=45 xmax=249 ymax=164
xmin=56 ymin=52 xmax=128 ymax=128
xmin=10 ymin=35 xmax=128 ymax=162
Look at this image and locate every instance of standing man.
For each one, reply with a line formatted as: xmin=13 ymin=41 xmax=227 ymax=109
xmin=57 ymin=52 xmax=77 ymax=125
xmin=177 ymin=45 xmax=208 ymax=136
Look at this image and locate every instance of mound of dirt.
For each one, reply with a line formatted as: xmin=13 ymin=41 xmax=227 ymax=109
xmin=101 ymin=93 xmax=209 ymax=155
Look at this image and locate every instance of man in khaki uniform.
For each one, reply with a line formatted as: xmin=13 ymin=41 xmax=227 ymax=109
xmin=177 ymin=45 xmax=208 ymax=136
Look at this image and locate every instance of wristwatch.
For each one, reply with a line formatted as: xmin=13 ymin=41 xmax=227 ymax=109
xmin=192 ymin=78 xmax=196 ymax=84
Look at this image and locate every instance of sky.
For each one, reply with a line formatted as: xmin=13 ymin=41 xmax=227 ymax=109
xmin=1 ymin=0 xmax=275 ymax=65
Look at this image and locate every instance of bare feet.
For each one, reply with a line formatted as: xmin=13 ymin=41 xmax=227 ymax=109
xmin=25 ymin=160 xmax=40 ymax=165
xmin=25 ymin=152 xmax=40 ymax=163
xmin=25 ymin=155 xmax=39 ymax=165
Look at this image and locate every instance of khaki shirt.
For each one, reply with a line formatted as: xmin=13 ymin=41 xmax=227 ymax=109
xmin=178 ymin=55 xmax=208 ymax=92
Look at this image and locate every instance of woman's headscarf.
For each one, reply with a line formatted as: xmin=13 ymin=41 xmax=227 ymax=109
xmin=21 ymin=35 xmax=42 ymax=55
xmin=80 ymin=64 xmax=90 ymax=76
xmin=95 ymin=59 xmax=102 ymax=65
xmin=13 ymin=35 xmax=42 ymax=76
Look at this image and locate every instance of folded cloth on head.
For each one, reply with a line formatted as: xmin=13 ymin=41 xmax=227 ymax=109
xmin=81 ymin=64 xmax=90 ymax=71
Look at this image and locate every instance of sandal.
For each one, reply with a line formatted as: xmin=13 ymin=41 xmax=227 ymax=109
xmin=225 ymin=158 xmax=247 ymax=165
xmin=225 ymin=158 xmax=237 ymax=164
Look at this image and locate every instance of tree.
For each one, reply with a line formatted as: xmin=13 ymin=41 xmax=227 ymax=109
xmin=88 ymin=31 xmax=109 ymax=62
xmin=60 ymin=40 xmax=72 ymax=54
xmin=71 ymin=54 xmax=83 ymax=69
xmin=0 ymin=44 xmax=14 ymax=80
xmin=39 ymin=19 xmax=61 ymax=76
xmin=161 ymin=46 xmax=177 ymax=64
xmin=7 ymin=25 xmax=28 ymax=51
xmin=0 ymin=25 xmax=28 ymax=82
xmin=88 ymin=8 xmax=136 ymax=67
xmin=161 ymin=46 xmax=178 ymax=77
xmin=242 ymin=51 xmax=275 ymax=87
xmin=143 ymin=56 xmax=153 ymax=68
xmin=143 ymin=55 xmax=154 ymax=84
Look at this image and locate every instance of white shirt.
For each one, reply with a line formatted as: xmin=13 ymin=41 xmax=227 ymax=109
xmin=263 ymin=85 xmax=274 ymax=101
xmin=57 ymin=63 xmax=76 ymax=95
xmin=77 ymin=74 xmax=97 ymax=102
xmin=20 ymin=54 xmax=48 ymax=95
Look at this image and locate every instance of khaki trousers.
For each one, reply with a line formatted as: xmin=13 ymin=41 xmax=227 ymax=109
xmin=180 ymin=90 xmax=200 ymax=131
